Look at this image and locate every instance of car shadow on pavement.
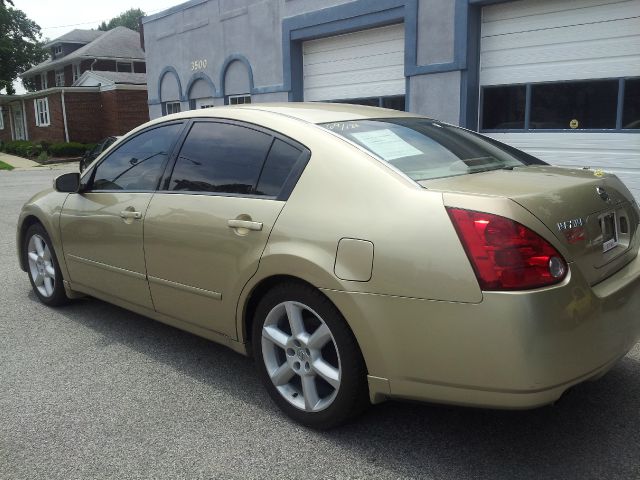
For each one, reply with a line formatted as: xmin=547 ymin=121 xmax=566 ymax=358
xmin=51 ymin=293 xmax=640 ymax=480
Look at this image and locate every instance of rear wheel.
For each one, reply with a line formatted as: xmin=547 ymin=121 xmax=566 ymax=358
xmin=252 ymin=282 xmax=369 ymax=429
xmin=24 ymin=223 xmax=69 ymax=306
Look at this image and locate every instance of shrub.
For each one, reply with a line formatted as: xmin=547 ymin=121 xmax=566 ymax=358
xmin=2 ymin=140 xmax=42 ymax=158
xmin=48 ymin=142 xmax=89 ymax=157
xmin=37 ymin=150 xmax=49 ymax=163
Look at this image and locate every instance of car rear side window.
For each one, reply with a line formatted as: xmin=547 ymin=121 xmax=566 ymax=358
xmin=169 ymin=122 xmax=273 ymax=195
xmin=91 ymin=124 xmax=183 ymax=191
xmin=255 ymin=139 xmax=302 ymax=197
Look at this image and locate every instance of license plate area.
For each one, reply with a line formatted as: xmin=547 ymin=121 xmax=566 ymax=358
xmin=600 ymin=211 xmax=618 ymax=253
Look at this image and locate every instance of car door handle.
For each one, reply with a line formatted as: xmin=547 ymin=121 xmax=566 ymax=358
xmin=227 ymin=219 xmax=263 ymax=231
xmin=120 ymin=210 xmax=142 ymax=219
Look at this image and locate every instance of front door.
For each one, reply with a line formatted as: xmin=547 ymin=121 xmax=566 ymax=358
xmin=60 ymin=122 xmax=185 ymax=308
xmin=12 ymin=105 xmax=25 ymax=140
xmin=143 ymin=120 xmax=308 ymax=337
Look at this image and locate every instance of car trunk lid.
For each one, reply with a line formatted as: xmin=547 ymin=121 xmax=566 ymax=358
xmin=420 ymin=165 xmax=640 ymax=286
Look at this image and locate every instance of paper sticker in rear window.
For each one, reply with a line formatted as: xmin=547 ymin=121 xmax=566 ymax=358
xmin=350 ymin=129 xmax=422 ymax=161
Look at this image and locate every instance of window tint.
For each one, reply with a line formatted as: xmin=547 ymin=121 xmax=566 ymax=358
xmin=170 ymin=122 xmax=273 ymax=194
xmin=623 ymin=78 xmax=640 ymax=130
xmin=92 ymin=123 xmax=182 ymax=191
xmin=531 ymin=80 xmax=618 ymax=129
xmin=482 ymin=85 xmax=526 ymax=130
xmin=256 ymin=139 xmax=302 ymax=197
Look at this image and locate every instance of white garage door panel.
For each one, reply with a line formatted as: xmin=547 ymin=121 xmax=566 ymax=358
xmin=483 ymin=1 xmax=638 ymax=36
xmin=303 ymin=24 xmax=405 ymax=101
xmin=480 ymin=0 xmax=640 ymax=85
xmin=481 ymin=17 xmax=640 ymax=51
xmin=482 ymin=0 xmax=630 ymax=21
xmin=487 ymin=132 xmax=640 ymax=201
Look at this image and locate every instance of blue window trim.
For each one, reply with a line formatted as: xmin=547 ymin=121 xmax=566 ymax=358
xmin=282 ymin=0 xmax=470 ymax=109
xmin=479 ymin=77 xmax=640 ymax=134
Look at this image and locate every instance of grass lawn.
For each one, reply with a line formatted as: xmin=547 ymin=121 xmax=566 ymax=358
xmin=0 ymin=160 xmax=14 ymax=171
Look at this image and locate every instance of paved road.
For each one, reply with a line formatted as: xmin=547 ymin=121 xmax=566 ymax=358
xmin=1 ymin=168 xmax=639 ymax=480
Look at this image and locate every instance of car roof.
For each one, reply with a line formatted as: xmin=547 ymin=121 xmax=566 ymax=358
xmin=159 ymin=102 xmax=425 ymax=125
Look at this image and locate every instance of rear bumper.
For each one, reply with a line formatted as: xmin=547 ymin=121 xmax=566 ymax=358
xmin=324 ymin=253 xmax=640 ymax=409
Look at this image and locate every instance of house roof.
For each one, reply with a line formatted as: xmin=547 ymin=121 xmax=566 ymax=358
xmin=44 ymin=29 xmax=104 ymax=48
xmin=23 ymin=27 xmax=145 ymax=78
xmin=74 ymin=70 xmax=147 ymax=86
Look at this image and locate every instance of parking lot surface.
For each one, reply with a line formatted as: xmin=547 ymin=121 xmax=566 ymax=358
xmin=1 ymin=168 xmax=639 ymax=479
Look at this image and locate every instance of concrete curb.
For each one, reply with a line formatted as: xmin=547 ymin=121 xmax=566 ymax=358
xmin=0 ymin=152 xmax=78 ymax=171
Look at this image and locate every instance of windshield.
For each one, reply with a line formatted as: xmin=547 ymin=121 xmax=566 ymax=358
xmin=320 ymin=118 xmax=545 ymax=181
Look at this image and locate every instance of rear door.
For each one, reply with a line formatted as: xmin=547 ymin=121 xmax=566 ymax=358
xmin=60 ymin=122 xmax=184 ymax=308
xmin=143 ymin=120 xmax=309 ymax=337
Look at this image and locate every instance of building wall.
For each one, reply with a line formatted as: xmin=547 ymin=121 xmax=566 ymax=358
xmin=64 ymin=91 xmax=103 ymax=143
xmin=143 ymin=0 xmax=461 ymax=121
xmin=0 ymin=107 xmax=12 ymax=143
xmin=100 ymin=90 xmax=150 ymax=136
xmin=24 ymin=93 xmax=66 ymax=143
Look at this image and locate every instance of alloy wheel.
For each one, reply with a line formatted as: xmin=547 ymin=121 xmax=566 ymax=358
xmin=261 ymin=301 xmax=341 ymax=412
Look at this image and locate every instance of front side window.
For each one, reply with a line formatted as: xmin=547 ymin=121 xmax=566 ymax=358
xmin=322 ymin=118 xmax=542 ymax=181
xmin=34 ymin=98 xmax=50 ymax=127
xmin=169 ymin=122 xmax=273 ymax=194
xmin=91 ymin=123 xmax=183 ymax=191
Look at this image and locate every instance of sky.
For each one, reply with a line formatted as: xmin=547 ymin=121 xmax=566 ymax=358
xmin=11 ymin=0 xmax=182 ymax=93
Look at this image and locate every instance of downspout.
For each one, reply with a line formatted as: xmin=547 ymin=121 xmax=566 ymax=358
xmin=21 ymin=99 xmax=29 ymax=140
xmin=90 ymin=58 xmax=97 ymax=71
xmin=8 ymin=105 xmax=15 ymax=140
xmin=61 ymin=90 xmax=70 ymax=142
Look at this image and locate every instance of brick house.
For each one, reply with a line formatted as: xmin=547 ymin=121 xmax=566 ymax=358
xmin=0 ymin=27 xmax=149 ymax=145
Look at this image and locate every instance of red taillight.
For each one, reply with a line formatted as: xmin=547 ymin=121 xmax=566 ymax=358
xmin=446 ymin=207 xmax=567 ymax=291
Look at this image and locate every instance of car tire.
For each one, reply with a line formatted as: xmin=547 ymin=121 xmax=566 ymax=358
xmin=24 ymin=223 xmax=69 ymax=307
xmin=252 ymin=282 xmax=369 ymax=429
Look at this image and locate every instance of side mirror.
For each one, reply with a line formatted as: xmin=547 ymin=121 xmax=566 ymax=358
xmin=54 ymin=172 xmax=80 ymax=193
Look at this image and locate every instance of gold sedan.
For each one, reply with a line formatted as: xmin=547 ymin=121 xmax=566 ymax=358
xmin=17 ymin=103 xmax=640 ymax=429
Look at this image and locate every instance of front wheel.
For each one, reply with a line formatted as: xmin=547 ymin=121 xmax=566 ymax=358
xmin=252 ymin=282 xmax=369 ymax=429
xmin=24 ymin=223 xmax=69 ymax=306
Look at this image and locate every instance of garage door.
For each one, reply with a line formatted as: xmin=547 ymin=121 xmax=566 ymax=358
xmin=479 ymin=0 xmax=640 ymax=200
xmin=302 ymin=23 xmax=405 ymax=103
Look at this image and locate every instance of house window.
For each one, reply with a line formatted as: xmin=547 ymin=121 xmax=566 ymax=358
xmin=481 ymin=77 xmax=640 ymax=131
xmin=55 ymin=70 xmax=65 ymax=87
xmin=53 ymin=45 xmax=62 ymax=56
xmin=72 ymin=64 xmax=81 ymax=83
xmin=330 ymin=95 xmax=405 ymax=111
xmin=40 ymin=72 xmax=48 ymax=90
xmin=228 ymin=94 xmax=251 ymax=105
xmin=34 ymin=98 xmax=51 ymax=127
xmin=116 ymin=62 xmax=133 ymax=73
xmin=165 ymin=102 xmax=181 ymax=115
xmin=0 ymin=107 xmax=4 ymax=130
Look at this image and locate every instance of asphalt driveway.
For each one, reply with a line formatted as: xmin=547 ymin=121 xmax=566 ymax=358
xmin=1 ymin=168 xmax=639 ymax=479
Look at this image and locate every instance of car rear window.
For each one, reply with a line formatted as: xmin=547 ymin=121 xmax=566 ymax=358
xmin=320 ymin=118 xmax=544 ymax=181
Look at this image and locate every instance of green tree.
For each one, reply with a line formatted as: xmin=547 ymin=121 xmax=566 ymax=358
xmin=0 ymin=2 xmax=47 ymax=94
xmin=98 ymin=8 xmax=145 ymax=32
